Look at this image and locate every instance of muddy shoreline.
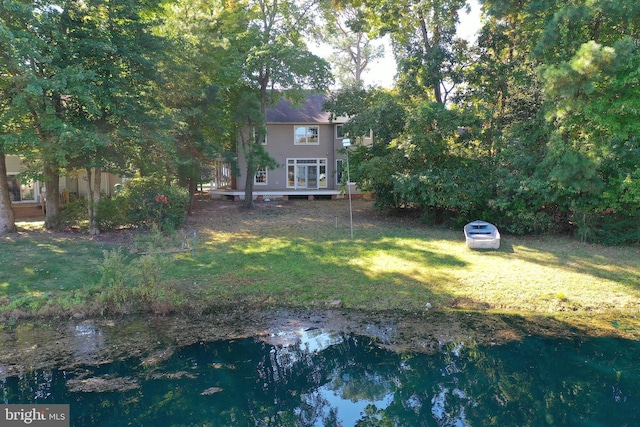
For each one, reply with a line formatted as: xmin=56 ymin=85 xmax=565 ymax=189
xmin=0 ymin=307 xmax=588 ymax=379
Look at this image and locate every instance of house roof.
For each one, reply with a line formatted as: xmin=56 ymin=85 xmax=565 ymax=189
xmin=267 ymin=93 xmax=332 ymax=123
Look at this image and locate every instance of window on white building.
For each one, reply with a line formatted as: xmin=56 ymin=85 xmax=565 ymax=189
xmin=7 ymin=175 xmax=37 ymax=202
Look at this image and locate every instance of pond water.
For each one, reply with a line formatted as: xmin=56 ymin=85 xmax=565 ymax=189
xmin=2 ymin=326 xmax=640 ymax=426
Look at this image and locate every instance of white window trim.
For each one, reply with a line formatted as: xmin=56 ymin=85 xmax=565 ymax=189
xmin=254 ymin=167 xmax=268 ymax=185
xmin=7 ymin=174 xmax=41 ymax=203
xmin=336 ymin=159 xmax=354 ymax=185
xmin=286 ymin=158 xmax=327 ymax=189
xmin=335 ymin=124 xmax=345 ymax=139
xmin=252 ymin=126 xmax=267 ymax=145
xmin=294 ymin=125 xmax=319 ymax=145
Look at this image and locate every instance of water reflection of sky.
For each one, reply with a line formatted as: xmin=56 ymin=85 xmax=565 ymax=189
xmin=298 ymin=328 xmax=344 ymax=353
xmin=268 ymin=326 xmax=345 ymax=373
xmin=301 ymin=381 xmax=394 ymax=427
xmin=269 ymin=327 xmax=344 ymax=353
xmin=432 ymin=386 xmax=471 ymax=427
xmin=4 ymin=329 xmax=640 ymax=426
xmin=270 ymin=326 xmax=396 ymax=426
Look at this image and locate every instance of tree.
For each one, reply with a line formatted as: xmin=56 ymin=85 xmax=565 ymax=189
xmin=456 ymin=0 xmax=558 ymax=233
xmin=0 ymin=152 xmax=16 ymax=234
xmin=518 ymin=0 xmax=640 ymax=242
xmin=321 ymin=6 xmax=384 ymax=87
xmin=324 ymin=85 xmax=405 ymax=147
xmin=237 ymin=0 xmax=333 ymax=209
xmin=354 ymin=0 xmax=469 ymax=104
xmin=155 ymin=0 xmax=238 ymax=214
xmin=0 ymin=0 xmax=169 ymax=234
xmin=0 ymin=12 xmax=22 ymax=234
xmin=0 ymin=0 xmax=64 ymax=229
xmin=540 ymin=38 xmax=640 ymax=242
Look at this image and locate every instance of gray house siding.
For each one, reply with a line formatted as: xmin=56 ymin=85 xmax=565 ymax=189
xmin=236 ymin=122 xmax=342 ymax=192
xmin=220 ymin=93 xmax=370 ymax=200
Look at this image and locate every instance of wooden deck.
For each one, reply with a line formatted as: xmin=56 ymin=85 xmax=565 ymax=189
xmin=210 ymin=189 xmax=373 ymax=201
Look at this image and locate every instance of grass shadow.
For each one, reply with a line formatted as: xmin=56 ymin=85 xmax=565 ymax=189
xmin=175 ymin=219 xmax=471 ymax=311
xmin=507 ymin=236 xmax=640 ymax=290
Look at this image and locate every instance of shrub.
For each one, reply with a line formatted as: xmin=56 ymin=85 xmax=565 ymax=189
xmin=96 ymin=195 xmax=128 ymax=231
xmin=55 ymin=198 xmax=88 ymax=228
xmin=96 ymin=243 xmax=189 ymax=315
xmin=47 ymin=195 xmax=129 ymax=232
xmin=581 ymin=212 xmax=640 ymax=245
xmin=119 ymin=177 xmax=190 ymax=232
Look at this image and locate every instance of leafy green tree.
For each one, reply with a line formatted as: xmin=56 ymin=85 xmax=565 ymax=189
xmin=63 ymin=0 xmax=170 ymax=235
xmin=321 ymin=5 xmax=385 ymax=87
xmin=354 ymin=0 xmax=469 ymax=104
xmin=0 ymin=0 xmax=66 ymax=228
xmin=0 ymin=0 xmax=169 ymax=233
xmin=458 ymin=0 xmax=557 ymax=233
xmin=155 ymin=0 xmax=238 ymax=214
xmin=0 ymin=25 xmax=21 ymax=234
xmin=325 ymin=85 xmax=406 ymax=146
xmin=237 ymin=0 xmax=333 ymax=208
xmin=534 ymin=1 xmax=640 ymax=242
xmin=324 ymin=85 xmax=407 ymax=208
xmin=0 ymin=152 xmax=16 ymax=234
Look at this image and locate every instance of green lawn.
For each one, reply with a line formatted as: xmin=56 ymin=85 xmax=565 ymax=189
xmin=2 ymin=199 xmax=639 ymax=337
xmin=179 ymin=216 xmax=640 ymax=315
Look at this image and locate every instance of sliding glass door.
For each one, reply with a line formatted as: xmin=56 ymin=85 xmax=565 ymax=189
xmin=288 ymin=159 xmax=326 ymax=189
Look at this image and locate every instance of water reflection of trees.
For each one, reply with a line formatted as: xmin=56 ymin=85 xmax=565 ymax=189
xmin=1 ymin=334 xmax=640 ymax=426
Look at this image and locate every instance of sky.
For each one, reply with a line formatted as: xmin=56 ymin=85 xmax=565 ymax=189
xmin=315 ymin=0 xmax=483 ymax=88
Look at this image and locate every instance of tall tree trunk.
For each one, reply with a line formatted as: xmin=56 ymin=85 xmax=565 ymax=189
xmin=242 ymin=161 xmax=255 ymax=209
xmin=242 ymin=77 xmax=269 ymax=209
xmin=418 ymin=16 xmax=444 ymax=104
xmin=44 ymin=164 xmax=61 ymax=230
xmin=187 ymin=178 xmax=197 ymax=215
xmin=0 ymin=152 xmax=16 ymax=234
xmin=87 ymin=166 xmax=101 ymax=235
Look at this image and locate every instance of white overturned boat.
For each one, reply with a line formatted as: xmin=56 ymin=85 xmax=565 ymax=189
xmin=464 ymin=220 xmax=500 ymax=249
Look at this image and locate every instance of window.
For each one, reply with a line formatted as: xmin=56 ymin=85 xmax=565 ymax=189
xmin=336 ymin=159 xmax=344 ymax=185
xmin=7 ymin=175 xmax=37 ymax=202
xmin=254 ymin=167 xmax=267 ymax=185
xmin=287 ymin=159 xmax=327 ymax=189
xmin=336 ymin=159 xmax=353 ymax=185
xmin=336 ymin=124 xmax=346 ymax=139
xmin=294 ymin=126 xmax=319 ymax=145
xmin=252 ymin=127 xmax=267 ymax=145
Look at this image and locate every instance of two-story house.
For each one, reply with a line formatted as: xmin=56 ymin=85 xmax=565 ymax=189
xmin=212 ymin=93 xmax=371 ymax=201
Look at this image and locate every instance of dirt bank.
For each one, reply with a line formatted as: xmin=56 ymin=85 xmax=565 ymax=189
xmin=0 ymin=307 xmax=586 ymax=378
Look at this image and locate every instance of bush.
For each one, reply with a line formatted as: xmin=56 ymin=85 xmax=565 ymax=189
xmin=39 ymin=178 xmax=188 ymax=233
xmin=580 ymin=212 xmax=640 ymax=245
xmin=96 ymin=195 xmax=128 ymax=231
xmin=119 ymin=177 xmax=190 ymax=232
xmin=50 ymin=195 xmax=129 ymax=232
xmin=96 ymin=242 xmax=189 ymax=316
xmin=55 ymin=198 xmax=88 ymax=228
